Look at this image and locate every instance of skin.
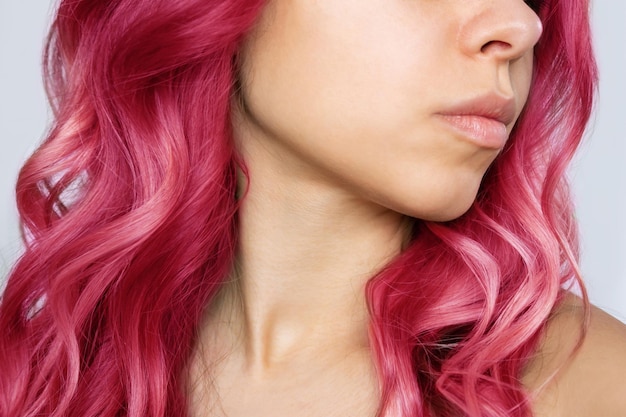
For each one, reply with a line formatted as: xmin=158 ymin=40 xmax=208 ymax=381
xmin=522 ymin=294 xmax=626 ymax=417
xmin=188 ymin=0 xmax=626 ymax=415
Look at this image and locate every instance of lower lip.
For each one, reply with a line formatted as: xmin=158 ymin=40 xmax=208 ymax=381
xmin=435 ymin=114 xmax=508 ymax=149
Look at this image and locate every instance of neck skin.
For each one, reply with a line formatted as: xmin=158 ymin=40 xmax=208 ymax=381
xmin=202 ymin=108 xmax=412 ymax=377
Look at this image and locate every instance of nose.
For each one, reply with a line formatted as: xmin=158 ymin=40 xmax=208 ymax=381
xmin=458 ymin=0 xmax=543 ymax=62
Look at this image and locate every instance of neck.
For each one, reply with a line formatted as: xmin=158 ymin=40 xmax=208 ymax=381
xmin=202 ymin=117 xmax=412 ymax=376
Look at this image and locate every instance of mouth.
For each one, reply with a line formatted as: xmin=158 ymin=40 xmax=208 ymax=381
xmin=434 ymin=94 xmax=517 ymax=149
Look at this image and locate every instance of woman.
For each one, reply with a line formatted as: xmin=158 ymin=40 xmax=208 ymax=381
xmin=1 ymin=0 xmax=625 ymax=416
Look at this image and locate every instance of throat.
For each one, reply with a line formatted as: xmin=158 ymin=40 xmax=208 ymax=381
xmin=199 ymin=265 xmax=374 ymax=376
xmin=188 ymin=318 xmax=381 ymax=417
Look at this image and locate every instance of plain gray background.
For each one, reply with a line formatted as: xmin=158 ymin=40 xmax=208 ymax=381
xmin=1 ymin=2 xmax=625 ymax=321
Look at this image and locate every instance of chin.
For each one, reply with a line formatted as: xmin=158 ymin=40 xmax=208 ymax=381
xmin=389 ymin=185 xmax=480 ymax=223
xmin=425 ymin=204 xmax=474 ymax=222
xmin=412 ymin=204 xmax=473 ymax=223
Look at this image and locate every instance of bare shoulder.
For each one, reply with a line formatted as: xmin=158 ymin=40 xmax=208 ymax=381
xmin=523 ymin=292 xmax=626 ymax=417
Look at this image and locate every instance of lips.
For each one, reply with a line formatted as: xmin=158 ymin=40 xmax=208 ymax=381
xmin=434 ymin=94 xmax=517 ymax=149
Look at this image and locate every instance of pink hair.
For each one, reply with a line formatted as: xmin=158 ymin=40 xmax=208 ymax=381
xmin=0 ymin=0 xmax=597 ymax=416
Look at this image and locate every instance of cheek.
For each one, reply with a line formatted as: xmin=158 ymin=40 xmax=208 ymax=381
xmin=513 ymin=53 xmax=535 ymax=110
xmin=239 ymin=2 xmax=440 ymax=150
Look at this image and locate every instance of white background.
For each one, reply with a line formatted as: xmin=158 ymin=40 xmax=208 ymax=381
xmin=1 ymin=2 xmax=625 ymax=321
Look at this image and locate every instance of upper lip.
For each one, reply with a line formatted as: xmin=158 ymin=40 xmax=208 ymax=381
xmin=436 ymin=94 xmax=517 ymax=126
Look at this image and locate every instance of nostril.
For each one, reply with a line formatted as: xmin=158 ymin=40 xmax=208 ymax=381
xmin=481 ymin=40 xmax=512 ymax=54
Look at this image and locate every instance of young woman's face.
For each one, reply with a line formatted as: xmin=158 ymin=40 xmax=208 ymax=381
xmin=234 ymin=0 xmax=542 ymax=221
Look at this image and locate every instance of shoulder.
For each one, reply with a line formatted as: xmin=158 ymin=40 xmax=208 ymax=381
xmin=523 ymin=292 xmax=626 ymax=417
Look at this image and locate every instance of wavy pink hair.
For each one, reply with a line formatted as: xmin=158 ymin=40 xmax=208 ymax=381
xmin=0 ymin=0 xmax=597 ymax=416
